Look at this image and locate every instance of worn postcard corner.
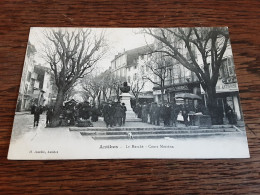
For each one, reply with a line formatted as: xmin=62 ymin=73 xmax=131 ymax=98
xmin=8 ymin=27 xmax=250 ymax=160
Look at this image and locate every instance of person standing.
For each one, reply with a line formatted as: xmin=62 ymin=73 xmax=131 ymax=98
xmin=121 ymin=103 xmax=127 ymax=126
xmin=91 ymin=105 xmax=100 ymax=122
xmin=163 ymin=103 xmax=171 ymax=126
xmin=141 ymin=103 xmax=148 ymax=123
xmin=135 ymin=103 xmax=142 ymax=118
xmin=46 ymin=106 xmax=53 ymax=127
xmin=31 ymin=104 xmax=36 ymax=114
xmin=155 ymin=103 xmax=161 ymax=126
xmin=102 ymin=102 xmax=111 ymax=128
xmin=182 ymin=105 xmax=189 ymax=127
xmin=114 ymin=102 xmax=123 ymax=126
xmin=171 ymin=102 xmax=179 ymax=127
xmin=33 ymin=106 xmax=42 ymax=127
xmin=106 ymin=102 xmax=116 ymax=127
xmin=225 ymin=103 xmax=237 ymax=124
xmin=149 ymin=103 xmax=155 ymax=125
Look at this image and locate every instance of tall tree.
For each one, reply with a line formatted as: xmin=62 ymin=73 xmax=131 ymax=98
xmin=98 ymin=69 xmax=113 ymax=102
xmin=143 ymin=53 xmax=171 ymax=103
xmin=109 ymin=74 xmax=126 ymax=102
xmin=82 ymin=75 xmax=102 ymax=107
xmin=144 ymin=27 xmax=229 ymax=123
xmin=129 ymin=64 xmax=146 ymax=104
xmin=43 ymin=28 xmax=106 ymax=126
xmin=130 ymin=78 xmax=145 ymax=104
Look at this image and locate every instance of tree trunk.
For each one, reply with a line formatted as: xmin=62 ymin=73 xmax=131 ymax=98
xmin=160 ymin=80 xmax=165 ymax=104
xmin=97 ymin=92 xmax=101 ymax=107
xmin=205 ymin=84 xmax=220 ymax=125
xmin=136 ymin=96 xmax=139 ymax=105
xmin=50 ymin=90 xmax=64 ymax=127
xmin=161 ymin=89 xmax=164 ymax=104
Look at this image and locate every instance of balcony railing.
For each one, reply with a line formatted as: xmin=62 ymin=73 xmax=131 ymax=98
xmin=162 ymin=75 xmax=199 ymax=86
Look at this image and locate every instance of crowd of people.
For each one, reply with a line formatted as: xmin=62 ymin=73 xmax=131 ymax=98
xmin=31 ymin=100 xmax=127 ymax=128
xmin=58 ymin=101 xmax=102 ymax=126
xmin=102 ymin=102 xmax=127 ymax=128
xmin=134 ymin=102 xmax=191 ymax=127
xmin=133 ymin=101 xmax=237 ymax=126
xmin=31 ymin=101 xmax=102 ymax=127
xmin=30 ymin=99 xmax=237 ymax=128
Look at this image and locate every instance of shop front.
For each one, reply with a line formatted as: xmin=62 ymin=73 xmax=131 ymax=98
xmin=201 ymin=79 xmax=242 ymax=121
xmin=153 ymin=82 xmax=201 ymax=106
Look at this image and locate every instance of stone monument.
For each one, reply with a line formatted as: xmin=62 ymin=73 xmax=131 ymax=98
xmin=120 ymin=82 xmax=141 ymax=122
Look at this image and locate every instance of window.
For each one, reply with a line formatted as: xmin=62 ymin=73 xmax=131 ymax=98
xmin=134 ymin=73 xmax=137 ymax=81
xmin=27 ymin=72 xmax=31 ymax=82
xmin=220 ymin=59 xmax=228 ymax=78
xmin=128 ymin=76 xmax=131 ymax=83
xmin=227 ymin=57 xmax=235 ymax=76
xmin=25 ymin=84 xmax=28 ymax=94
xmin=220 ymin=57 xmax=235 ymax=78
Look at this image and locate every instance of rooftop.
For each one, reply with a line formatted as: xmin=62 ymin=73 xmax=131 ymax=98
xmin=111 ymin=44 xmax=153 ymax=67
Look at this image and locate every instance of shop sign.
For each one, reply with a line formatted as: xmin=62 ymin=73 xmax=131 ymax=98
xmin=216 ymin=82 xmax=238 ymax=93
xmin=175 ymin=98 xmax=184 ymax=105
xmin=168 ymin=85 xmax=189 ymax=92
xmin=153 ymin=90 xmax=165 ymax=95
xmin=201 ymin=79 xmax=238 ymax=94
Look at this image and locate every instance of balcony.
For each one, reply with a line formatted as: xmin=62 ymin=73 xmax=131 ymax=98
xmin=164 ymin=75 xmax=199 ymax=86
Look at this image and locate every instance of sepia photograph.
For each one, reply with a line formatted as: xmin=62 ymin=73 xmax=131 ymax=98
xmin=8 ymin=27 xmax=250 ymax=159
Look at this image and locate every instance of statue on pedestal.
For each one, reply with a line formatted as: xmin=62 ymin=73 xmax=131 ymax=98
xmin=120 ymin=82 xmax=130 ymax=93
xmin=119 ymin=81 xmax=141 ymax=122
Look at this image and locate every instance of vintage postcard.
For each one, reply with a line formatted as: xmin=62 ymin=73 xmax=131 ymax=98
xmin=8 ymin=27 xmax=250 ymax=159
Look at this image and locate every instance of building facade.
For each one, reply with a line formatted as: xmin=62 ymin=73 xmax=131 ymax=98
xmin=16 ymin=60 xmax=58 ymax=111
xmin=33 ymin=65 xmax=58 ymax=107
xmin=201 ymin=43 xmax=242 ymax=120
xmin=110 ymin=45 xmax=154 ymax=103
xmin=16 ymin=42 xmax=36 ymax=111
xmin=152 ymin=37 xmax=201 ymax=106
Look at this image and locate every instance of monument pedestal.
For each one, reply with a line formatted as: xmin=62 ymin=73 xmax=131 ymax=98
xmin=120 ymin=93 xmax=141 ymax=122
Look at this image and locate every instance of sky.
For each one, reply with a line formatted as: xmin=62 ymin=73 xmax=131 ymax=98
xmin=28 ymin=27 xmax=154 ymax=74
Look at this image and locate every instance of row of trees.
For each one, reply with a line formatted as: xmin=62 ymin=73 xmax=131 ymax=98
xmin=143 ymin=27 xmax=230 ymax=124
xmin=42 ymin=27 xmax=230 ymax=126
xmin=81 ymin=70 xmax=125 ymax=106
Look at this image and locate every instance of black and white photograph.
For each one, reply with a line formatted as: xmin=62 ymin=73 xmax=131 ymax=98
xmin=8 ymin=27 xmax=250 ymax=159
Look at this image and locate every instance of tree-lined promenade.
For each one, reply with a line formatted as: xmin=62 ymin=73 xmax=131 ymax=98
xmin=28 ymin=27 xmax=235 ymax=127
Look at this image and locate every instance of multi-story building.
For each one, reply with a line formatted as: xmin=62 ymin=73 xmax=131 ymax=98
xmin=32 ymin=65 xmax=58 ymax=107
xmin=152 ymin=38 xmax=201 ymax=105
xmin=110 ymin=45 xmax=154 ymax=103
xmin=16 ymin=58 xmax=58 ymax=111
xmin=201 ymin=43 xmax=242 ymax=120
xmin=16 ymin=42 xmax=36 ymax=111
xmin=152 ymin=29 xmax=242 ymax=121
